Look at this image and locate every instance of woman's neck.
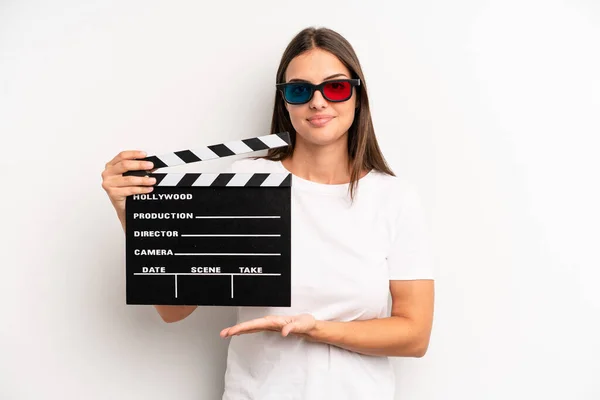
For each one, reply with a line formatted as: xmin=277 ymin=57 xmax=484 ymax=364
xmin=281 ymin=134 xmax=352 ymax=185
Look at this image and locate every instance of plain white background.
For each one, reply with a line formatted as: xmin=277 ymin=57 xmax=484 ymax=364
xmin=1 ymin=0 xmax=599 ymax=399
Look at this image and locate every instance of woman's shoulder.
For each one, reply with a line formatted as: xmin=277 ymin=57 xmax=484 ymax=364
xmin=363 ymin=170 xmax=426 ymax=214
xmin=367 ymin=169 xmax=420 ymax=197
xmin=230 ymin=157 xmax=284 ymax=173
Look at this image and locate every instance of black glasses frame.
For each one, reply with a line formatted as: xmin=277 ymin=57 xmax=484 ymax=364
xmin=276 ymin=78 xmax=361 ymax=105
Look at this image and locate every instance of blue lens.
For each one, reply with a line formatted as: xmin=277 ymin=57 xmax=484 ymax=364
xmin=284 ymin=83 xmax=312 ymax=103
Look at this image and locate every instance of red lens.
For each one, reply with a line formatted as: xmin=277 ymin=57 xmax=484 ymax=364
xmin=323 ymin=81 xmax=352 ymax=101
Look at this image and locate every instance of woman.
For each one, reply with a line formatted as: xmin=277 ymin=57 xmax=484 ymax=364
xmin=102 ymin=26 xmax=435 ymax=400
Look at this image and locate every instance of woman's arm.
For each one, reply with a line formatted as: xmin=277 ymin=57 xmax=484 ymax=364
xmin=305 ymin=279 xmax=434 ymax=357
xmin=154 ymin=305 xmax=198 ymax=323
xmin=220 ymin=280 xmax=434 ymax=356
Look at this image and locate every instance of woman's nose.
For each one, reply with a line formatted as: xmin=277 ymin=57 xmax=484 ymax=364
xmin=308 ymin=89 xmax=328 ymax=109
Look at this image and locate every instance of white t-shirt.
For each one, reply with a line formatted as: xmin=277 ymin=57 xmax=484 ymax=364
xmin=222 ymin=157 xmax=434 ymax=400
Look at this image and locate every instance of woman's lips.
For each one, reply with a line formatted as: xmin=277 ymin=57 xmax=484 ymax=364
xmin=307 ymin=115 xmax=334 ymax=127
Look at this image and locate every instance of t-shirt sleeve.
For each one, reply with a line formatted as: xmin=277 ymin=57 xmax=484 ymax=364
xmin=387 ymin=183 xmax=435 ymax=280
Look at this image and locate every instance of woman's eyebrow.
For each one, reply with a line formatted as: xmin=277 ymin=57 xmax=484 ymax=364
xmin=288 ymin=73 xmax=349 ymax=83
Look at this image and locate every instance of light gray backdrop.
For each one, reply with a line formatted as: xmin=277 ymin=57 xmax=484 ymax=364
xmin=1 ymin=0 xmax=599 ymax=399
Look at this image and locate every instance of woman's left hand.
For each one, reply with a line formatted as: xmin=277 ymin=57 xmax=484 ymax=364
xmin=220 ymin=313 xmax=317 ymax=338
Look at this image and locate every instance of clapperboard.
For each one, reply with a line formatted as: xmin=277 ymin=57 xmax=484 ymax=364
xmin=124 ymin=132 xmax=292 ymax=307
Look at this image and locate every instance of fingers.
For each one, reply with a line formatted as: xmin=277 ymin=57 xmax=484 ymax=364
xmin=106 ymin=150 xmax=147 ymax=167
xmin=111 ymin=159 xmax=155 ymax=175
xmin=227 ymin=320 xmax=270 ymax=335
xmin=105 ymin=174 xmax=156 ymax=188
xmin=220 ymin=315 xmax=303 ymax=338
xmin=102 ymin=152 xmax=155 ymax=187
xmin=221 ymin=319 xmax=279 ymax=337
xmin=102 ymin=175 xmax=156 ymax=195
xmin=220 ymin=328 xmax=265 ymax=338
xmin=101 ymin=150 xmax=159 ymax=205
xmin=220 ymin=315 xmax=314 ymax=338
xmin=106 ymin=185 xmax=155 ymax=199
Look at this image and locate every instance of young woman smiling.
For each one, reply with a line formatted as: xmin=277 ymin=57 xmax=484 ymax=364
xmin=101 ymin=26 xmax=435 ymax=400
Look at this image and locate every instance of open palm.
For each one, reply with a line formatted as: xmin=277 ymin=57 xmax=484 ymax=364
xmin=220 ymin=313 xmax=317 ymax=338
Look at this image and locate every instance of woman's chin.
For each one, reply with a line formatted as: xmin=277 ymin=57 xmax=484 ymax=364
xmin=298 ymin=129 xmax=347 ymax=147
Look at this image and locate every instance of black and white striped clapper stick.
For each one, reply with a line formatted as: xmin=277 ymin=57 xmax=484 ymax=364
xmin=124 ymin=131 xmax=291 ymax=177
xmin=125 ymin=132 xmax=292 ymax=307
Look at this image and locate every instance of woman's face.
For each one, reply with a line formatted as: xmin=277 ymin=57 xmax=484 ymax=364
xmin=284 ymin=48 xmax=357 ymax=147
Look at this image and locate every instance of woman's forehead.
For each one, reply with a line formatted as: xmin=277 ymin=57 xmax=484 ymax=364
xmin=285 ymin=48 xmax=351 ymax=83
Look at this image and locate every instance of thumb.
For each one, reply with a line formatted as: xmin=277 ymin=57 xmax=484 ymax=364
xmin=281 ymin=321 xmax=297 ymax=337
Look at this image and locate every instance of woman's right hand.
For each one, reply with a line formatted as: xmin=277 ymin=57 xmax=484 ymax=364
xmin=101 ymin=150 xmax=156 ymax=217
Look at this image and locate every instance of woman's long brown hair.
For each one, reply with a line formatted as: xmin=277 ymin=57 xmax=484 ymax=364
xmin=262 ymin=26 xmax=394 ymax=199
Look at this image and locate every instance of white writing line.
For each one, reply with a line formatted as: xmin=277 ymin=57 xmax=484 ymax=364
xmin=133 ymin=273 xmax=281 ymax=276
xmin=174 ymin=253 xmax=280 ymax=256
xmin=195 ymin=216 xmax=280 ymax=219
xmin=180 ymin=234 xmax=281 ymax=237
xmin=175 ymin=275 xmax=178 ymax=298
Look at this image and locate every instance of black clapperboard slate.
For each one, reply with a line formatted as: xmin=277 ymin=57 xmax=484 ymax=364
xmin=123 ymin=132 xmax=292 ymax=307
